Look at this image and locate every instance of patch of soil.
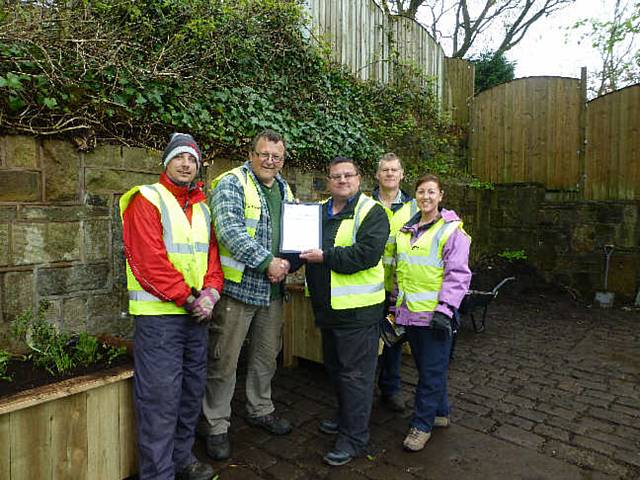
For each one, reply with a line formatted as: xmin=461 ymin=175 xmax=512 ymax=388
xmin=0 ymin=356 xmax=133 ymax=398
xmin=0 ymin=347 xmax=133 ymax=399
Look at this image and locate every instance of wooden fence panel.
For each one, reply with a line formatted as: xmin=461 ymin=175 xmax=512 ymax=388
xmin=585 ymin=85 xmax=640 ymax=200
xmin=470 ymin=77 xmax=582 ymax=188
xmin=444 ymin=58 xmax=474 ymax=127
xmin=304 ymin=0 xmax=453 ymax=101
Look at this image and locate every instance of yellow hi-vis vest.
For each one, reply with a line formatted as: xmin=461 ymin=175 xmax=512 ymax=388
xmin=382 ymin=199 xmax=418 ymax=292
xmin=119 ymin=183 xmax=211 ymax=315
xmin=330 ymin=194 xmax=385 ymax=310
xmin=210 ymin=166 xmax=293 ymax=283
xmin=395 ymin=218 xmax=463 ymax=312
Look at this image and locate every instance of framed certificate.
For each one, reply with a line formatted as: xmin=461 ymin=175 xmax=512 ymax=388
xmin=279 ymin=202 xmax=322 ymax=253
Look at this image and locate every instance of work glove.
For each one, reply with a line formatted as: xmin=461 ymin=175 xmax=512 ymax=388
xmin=184 ymin=287 xmax=220 ymax=323
xmin=431 ymin=311 xmax=452 ymax=340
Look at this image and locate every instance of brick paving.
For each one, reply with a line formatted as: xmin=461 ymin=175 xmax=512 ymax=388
xmin=193 ymin=297 xmax=640 ymax=479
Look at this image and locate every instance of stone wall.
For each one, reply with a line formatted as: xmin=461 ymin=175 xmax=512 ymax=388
xmin=1 ymin=135 xmax=638 ymax=349
xmin=0 ymin=135 xmax=162 ymax=347
xmin=447 ymin=183 xmax=640 ymax=301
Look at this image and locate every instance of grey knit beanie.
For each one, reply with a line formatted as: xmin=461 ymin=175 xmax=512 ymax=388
xmin=162 ymin=133 xmax=201 ymax=168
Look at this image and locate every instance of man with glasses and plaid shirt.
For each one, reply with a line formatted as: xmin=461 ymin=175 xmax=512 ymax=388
xmin=200 ymin=129 xmax=299 ymax=461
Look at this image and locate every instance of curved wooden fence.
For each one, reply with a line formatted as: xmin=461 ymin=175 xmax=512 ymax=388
xmin=585 ymin=85 xmax=640 ymax=201
xmin=303 ymin=0 xmax=446 ymax=99
xmin=470 ymin=77 xmax=582 ymax=189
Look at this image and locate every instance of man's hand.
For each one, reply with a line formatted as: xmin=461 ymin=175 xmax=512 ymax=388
xmin=431 ymin=311 xmax=452 ymax=339
xmin=184 ymin=288 xmax=220 ymax=322
xmin=299 ymin=249 xmax=324 ymax=264
xmin=267 ymin=257 xmax=289 ymax=283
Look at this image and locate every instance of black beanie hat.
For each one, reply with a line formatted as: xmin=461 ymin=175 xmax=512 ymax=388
xmin=162 ymin=133 xmax=201 ymax=168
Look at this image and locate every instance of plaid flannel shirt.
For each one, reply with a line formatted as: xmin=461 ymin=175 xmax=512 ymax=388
xmin=210 ymin=162 xmax=290 ymax=306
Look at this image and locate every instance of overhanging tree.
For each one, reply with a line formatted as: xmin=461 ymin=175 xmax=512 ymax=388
xmin=385 ymin=0 xmax=576 ymax=58
xmin=574 ymin=0 xmax=640 ymax=96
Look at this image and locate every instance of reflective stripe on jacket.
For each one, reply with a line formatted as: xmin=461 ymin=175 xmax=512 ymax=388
xmin=120 ymin=183 xmax=211 ymax=315
xmin=330 ymin=194 xmax=385 ymax=310
xmin=211 ymin=166 xmax=293 ymax=283
xmin=395 ymin=218 xmax=462 ymax=312
xmin=382 ymin=199 xmax=418 ymax=291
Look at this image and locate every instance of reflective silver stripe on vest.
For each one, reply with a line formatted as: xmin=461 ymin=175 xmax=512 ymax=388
xmin=398 ymin=221 xmax=457 ymax=268
xmin=382 ymin=257 xmax=395 ymax=266
xmin=405 ymin=291 xmax=439 ymax=303
xmin=200 ymin=203 xmax=211 ymax=238
xmin=386 ymin=234 xmax=396 ymax=245
xmin=246 ymin=217 xmax=259 ymax=229
xmin=147 ymin=185 xmax=209 ymax=254
xmin=331 ymin=282 xmax=384 ymax=297
xmin=129 ymin=290 xmax=163 ymax=302
xmin=397 ymin=252 xmax=443 ymax=268
xmin=220 ymin=255 xmax=245 ymax=271
xmin=351 ymin=198 xmax=374 ymax=243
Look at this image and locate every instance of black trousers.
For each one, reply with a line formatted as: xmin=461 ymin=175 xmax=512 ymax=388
xmin=321 ymin=323 xmax=379 ymax=456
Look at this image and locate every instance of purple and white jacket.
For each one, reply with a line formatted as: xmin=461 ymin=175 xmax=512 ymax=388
xmin=391 ymin=208 xmax=472 ymax=327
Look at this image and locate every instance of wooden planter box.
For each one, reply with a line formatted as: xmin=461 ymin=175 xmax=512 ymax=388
xmin=0 ymin=365 xmax=136 ymax=480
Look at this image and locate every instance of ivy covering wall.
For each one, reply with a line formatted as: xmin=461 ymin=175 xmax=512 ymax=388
xmin=0 ymin=0 xmax=459 ymax=175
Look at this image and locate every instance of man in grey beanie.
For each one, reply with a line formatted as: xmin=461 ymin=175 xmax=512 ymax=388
xmin=121 ymin=133 xmax=222 ymax=480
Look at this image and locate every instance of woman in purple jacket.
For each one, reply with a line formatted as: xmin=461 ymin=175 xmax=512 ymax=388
xmin=390 ymin=174 xmax=471 ymax=452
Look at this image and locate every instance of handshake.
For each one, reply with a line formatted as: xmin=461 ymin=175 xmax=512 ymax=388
xmin=184 ymin=287 xmax=220 ymax=322
xmin=267 ymin=257 xmax=290 ymax=283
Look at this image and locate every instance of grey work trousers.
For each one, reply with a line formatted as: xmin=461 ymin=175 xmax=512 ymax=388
xmin=201 ymin=294 xmax=284 ymax=435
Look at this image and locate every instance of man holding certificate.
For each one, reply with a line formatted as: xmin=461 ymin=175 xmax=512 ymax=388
xmin=300 ymin=157 xmax=390 ymax=467
xmin=201 ymin=129 xmax=298 ymax=461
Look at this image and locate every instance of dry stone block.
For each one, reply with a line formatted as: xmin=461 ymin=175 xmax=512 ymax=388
xmin=85 ymin=168 xmax=157 ymax=194
xmin=83 ymin=219 xmax=110 ymax=261
xmin=84 ymin=144 xmax=122 ymax=168
xmin=0 ymin=224 xmax=9 ymax=266
xmin=12 ymin=222 xmax=81 ymax=265
xmin=42 ymin=139 xmax=80 ymax=202
xmin=20 ymin=204 xmax=109 ymax=221
xmin=2 ymin=270 xmax=34 ymax=322
xmin=37 ymin=263 xmax=109 ymax=296
xmin=0 ymin=170 xmax=41 ymax=201
xmin=122 ymin=147 xmax=163 ymax=173
xmin=0 ymin=206 xmax=17 ymax=222
xmin=0 ymin=135 xmax=38 ymax=169
xmin=43 ymin=298 xmax=62 ymax=327
xmin=62 ymin=296 xmax=87 ymax=332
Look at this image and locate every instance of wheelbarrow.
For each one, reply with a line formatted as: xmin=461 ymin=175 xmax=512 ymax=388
xmin=458 ymin=276 xmax=516 ymax=333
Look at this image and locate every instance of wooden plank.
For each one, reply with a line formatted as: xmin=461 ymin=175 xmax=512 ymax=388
xmin=87 ymin=383 xmax=120 ymax=480
xmin=0 ymin=366 xmax=133 ymax=415
xmin=0 ymin=411 xmax=10 ymax=480
xmin=10 ymin=402 xmax=52 ymax=479
xmin=290 ymin=289 xmax=323 ymax=364
xmin=51 ymin=392 xmax=88 ymax=480
xmin=118 ymin=378 xmax=137 ymax=479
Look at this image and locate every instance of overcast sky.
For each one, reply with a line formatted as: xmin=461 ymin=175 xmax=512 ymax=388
xmin=416 ymin=0 xmax=616 ymax=80
xmin=507 ymin=1 xmax=611 ymax=79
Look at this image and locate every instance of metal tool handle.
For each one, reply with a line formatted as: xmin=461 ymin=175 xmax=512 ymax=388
xmin=603 ymin=244 xmax=614 ymax=290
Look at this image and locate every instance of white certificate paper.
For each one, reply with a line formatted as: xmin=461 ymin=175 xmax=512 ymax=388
xmin=280 ymin=203 xmax=322 ymax=253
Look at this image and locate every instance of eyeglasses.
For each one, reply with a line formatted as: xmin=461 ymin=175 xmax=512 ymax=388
xmin=255 ymin=152 xmax=284 ymax=163
xmin=328 ymin=172 xmax=359 ymax=181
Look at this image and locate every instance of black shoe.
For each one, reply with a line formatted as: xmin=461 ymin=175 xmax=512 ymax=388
xmin=319 ymin=419 xmax=338 ymax=435
xmin=175 ymin=460 xmax=215 ymax=480
xmin=246 ymin=413 xmax=292 ymax=435
xmin=381 ymin=394 xmax=405 ymax=413
xmin=323 ymin=450 xmax=353 ymax=466
xmin=205 ymin=433 xmax=231 ymax=461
